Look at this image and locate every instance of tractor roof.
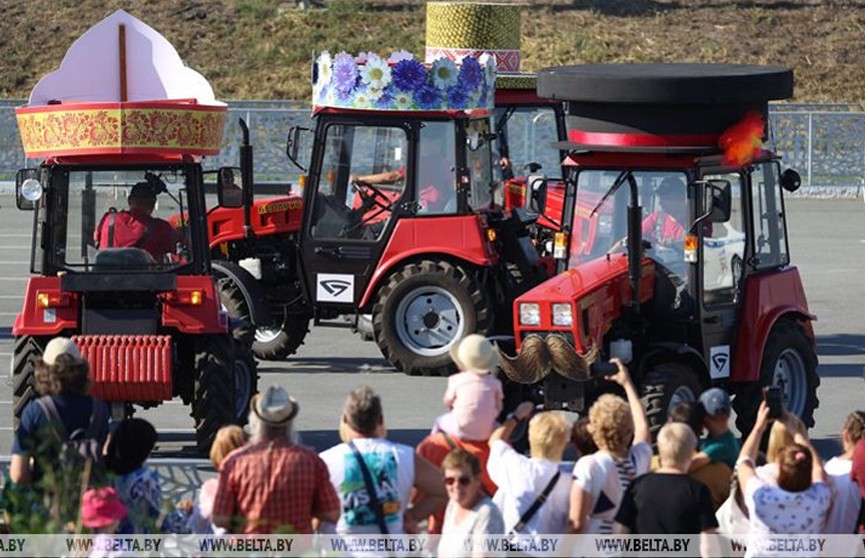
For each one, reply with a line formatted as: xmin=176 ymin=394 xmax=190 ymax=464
xmin=16 ymin=10 xmax=226 ymax=161
xmin=538 ymin=63 xmax=793 ymax=153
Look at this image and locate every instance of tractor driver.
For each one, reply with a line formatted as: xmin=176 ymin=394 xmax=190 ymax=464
xmin=642 ymin=176 xmax=687 ymax=247
xmin=94 ymin=179 xmax=183 ymax=262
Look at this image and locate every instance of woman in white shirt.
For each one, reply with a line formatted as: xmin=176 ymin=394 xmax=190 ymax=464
xmin=438 ymin=449 xmax=504 ymax=558
xmin=736 ymin=403 xmax=831 ymax=557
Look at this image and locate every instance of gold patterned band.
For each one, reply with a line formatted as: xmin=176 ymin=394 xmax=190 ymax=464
xmin=16 ymin=100 xmax=227 ymax=158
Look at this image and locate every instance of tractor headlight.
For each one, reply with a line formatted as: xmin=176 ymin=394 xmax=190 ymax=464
xmin=519 ymin=303 xmax=540 ymax=326
xmin=552 ymin=303 xmax=573 ymax=327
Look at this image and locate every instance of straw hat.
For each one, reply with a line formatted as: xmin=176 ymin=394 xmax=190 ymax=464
xmin=251 ymin=385 xmax=299 ymax=426
xmin=450 ymin=334 xmax=499 ymax=372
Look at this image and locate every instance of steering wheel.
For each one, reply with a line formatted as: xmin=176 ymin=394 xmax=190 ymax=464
xmin=352 ymin=179 xmax=395 ymax=212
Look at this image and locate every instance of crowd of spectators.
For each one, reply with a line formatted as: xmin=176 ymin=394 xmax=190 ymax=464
xmin=3 ymin=335 xmax=865 ymax=557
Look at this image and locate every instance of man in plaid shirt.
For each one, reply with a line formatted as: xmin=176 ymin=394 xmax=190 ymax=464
xmin=212 ymin=386 xmax=340 ymax=534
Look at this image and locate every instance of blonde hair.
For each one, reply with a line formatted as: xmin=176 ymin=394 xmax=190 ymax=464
xmin=588 ymin=394 xmax=633 ymax=455
xmin=209 ymin=425 xmax=248 ymax=469
xmin=766 ymin=414 xmax=805 ymax=463
xmin=657 ymin=422 xmax=697 ymax=470
xmin=528 ymin=411 xmax=570 ymax=461
xmin=843 ymin=411 xmax=865 ymax=447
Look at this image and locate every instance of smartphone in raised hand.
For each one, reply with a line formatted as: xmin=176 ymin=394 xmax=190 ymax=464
xmin=764 ymin=386 xmax=783 ymax=419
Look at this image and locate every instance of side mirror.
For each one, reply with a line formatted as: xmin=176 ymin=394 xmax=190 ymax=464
xmin=16 ymin=168 xmax=42 ymax=210
xmin=780 ymin=168 xmax=801 ymax=193
xmin=217 ymin=167 xmax=243 ymax=208
xmin=528 ymin=173 xmax=548 ymax=214
xmin=286 ymin=126 xmax=311 ymax=172
xmin=704 ymin=179 xmax=732 ymax=223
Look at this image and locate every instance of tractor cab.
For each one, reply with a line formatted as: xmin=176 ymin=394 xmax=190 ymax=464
xmin=502 ymin=64 xmax=818 ymax=437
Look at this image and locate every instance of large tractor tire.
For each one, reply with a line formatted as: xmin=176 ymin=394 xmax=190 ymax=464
xmin=191 ymin=335 xmax=237 ymax=454
xmin=639 ymin=362 xmax=703 ymax=440
xmin=12 ymin=336 xmax=47 ymax=429
xmin=734 ymin=320 xmax=819 ymax=437
xmin=232 ymin=341 xmax=259 ymax=425
xmin=372 ymin=260 xmax=491 ymax=376
xmin=217 ymin=276 xmax=310 ymax=361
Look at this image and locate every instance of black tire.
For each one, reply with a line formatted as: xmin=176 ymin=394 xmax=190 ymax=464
xmin=192 ymin=335 xmax=236 ymax=454
xmin=217 ymin=276 xmax=310 ymax=361
xmin=13 ymin=336 xmax=47 ymax=429
xmin=734 ymin=320 xmax=819 ymax=436
xmin=232 ymin=341 xmax=259 ymax=425
xmin=639 ymin=362 xmax=703 ymax=440
xmin=372 ymin=260 xmax=491 ymax=376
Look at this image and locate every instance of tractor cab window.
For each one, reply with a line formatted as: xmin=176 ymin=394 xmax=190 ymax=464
xmin=701 ymin=172 xmax=746 ymax=306
xmin=465 ymin=118 xmax=494 ymax=210
xmin=311 ymin=123 xmax=408 ymax=240
xmin=493 ymin=105 xmax=562 ymax=181
xmin=56 ymin=169 xmax=192 ymax=272
xmin=417 ymin=121 xmax=457 ymax=215
xmin=750 ymin=161 xmax=789 ymax=269
xmin=569 ymin=170 xmax=690 ymax=282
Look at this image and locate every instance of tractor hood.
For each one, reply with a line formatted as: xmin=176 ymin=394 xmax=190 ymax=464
xmin=511 ymin=253 xmax=655 ymax=354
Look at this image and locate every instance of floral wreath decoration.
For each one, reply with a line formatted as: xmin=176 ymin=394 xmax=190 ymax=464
xmin=312 ymin=50 xmax=496 ymax=112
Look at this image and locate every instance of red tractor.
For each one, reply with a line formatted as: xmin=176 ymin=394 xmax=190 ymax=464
xmin=211 ymin=50 xmax=549 ymax=376
xmin=11 ymin=11 xmax=257 ymax=453
xmin=501 ymin=64 xmax=819 ymax=436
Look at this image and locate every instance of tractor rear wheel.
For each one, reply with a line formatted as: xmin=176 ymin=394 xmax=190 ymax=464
xmin=217 ymin=277 xmax=310 ymax=361
xmin=12 ymin=336 xmax=47 ymax=429
xmin=372 ymin=260 xmax=491 ymax=376
xmin=192 ymin=335 xmax=237 ymax=454
xmin=734 ymin=320 xmax=819 ymax=437
xmin=639 ymin=362 xmax=703 ymax=440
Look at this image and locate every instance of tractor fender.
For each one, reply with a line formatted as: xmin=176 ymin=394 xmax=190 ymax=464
xmin=212 ymin=261 xmax=269 ymax=327
xmin=638 ymin=342 xmax=710 ymax=388
xmin=731 ymin=267 xmax=815 ymax=383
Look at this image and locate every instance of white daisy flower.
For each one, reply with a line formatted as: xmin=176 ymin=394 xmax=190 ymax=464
xmin=394 ymin=92 xmax=413 ymax=110
xmin=353 ymin=92 xmax=372 ymax=109
xmin=366 ymin=85 xmax=385 ymax=101
xmin=318 ymin=51 xmax=333 ymax=87
xmin=361 ymin=54 xmax=392 ymax=89
xmin=430 ymin=58 xmax=458 ymax=90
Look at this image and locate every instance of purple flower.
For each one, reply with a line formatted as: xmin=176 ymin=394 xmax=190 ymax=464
xmin=458 ymin=57 xmax=483 ymax=91
xmin=392 ymin=59 xmax=427 ymax=92
xmin=447 ymin=84 xmax=469 ymax=109
xmin=332 ymin=52 xmax=359 ymax=100
xmin=375 ymin=86 xmax=396 ymax=109
xmin=413 ymin=83 xmax=442 ymax=110
xmin=388 ymin=50 xmax=415 ymax=64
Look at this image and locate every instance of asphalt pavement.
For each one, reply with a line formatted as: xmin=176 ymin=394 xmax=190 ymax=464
xmin=0 ymin=196 xmax=862 ymax=465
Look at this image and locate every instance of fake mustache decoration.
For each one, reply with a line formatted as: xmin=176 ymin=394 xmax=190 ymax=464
xmin=499 ymin=334 xmax=599 ymax=384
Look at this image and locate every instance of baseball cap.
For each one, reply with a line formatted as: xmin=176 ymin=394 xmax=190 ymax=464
xmin=42 ymin=336 xmax=83 ymax=366
xmin=699 ymin=387 xmax=732 ymax=417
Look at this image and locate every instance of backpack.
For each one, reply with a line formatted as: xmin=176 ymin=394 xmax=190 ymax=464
xmin=35 ymin=395 xmax=108 ymax=487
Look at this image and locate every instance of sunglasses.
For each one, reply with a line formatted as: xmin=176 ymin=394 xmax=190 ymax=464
xmin=444 ymin=475 xmax=473 ymax=487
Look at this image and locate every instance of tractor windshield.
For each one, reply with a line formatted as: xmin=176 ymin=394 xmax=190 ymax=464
xmin=493 ymin=105 xmax=562 ymax=180
xmin=568 ymin=169 xmax=689 ymax=281
xmin=54 ymin=168 xmax=195 ymax=272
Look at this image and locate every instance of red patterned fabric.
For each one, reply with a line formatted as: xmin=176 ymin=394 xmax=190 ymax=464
xmin=212 ymin=439 xmax=340 ymax=534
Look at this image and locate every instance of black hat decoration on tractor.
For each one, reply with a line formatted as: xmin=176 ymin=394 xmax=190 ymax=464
xmin=537 ymin=63 xmax=793 ymax=165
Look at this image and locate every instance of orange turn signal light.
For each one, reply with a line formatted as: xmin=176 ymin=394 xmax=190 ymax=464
xmin=36 ymin=291 xmax=71 ymax=309
xmin=486 ymin=229 xmax=497 ymax=242
xmin=684 ymin=233 xmax=698 ymax=263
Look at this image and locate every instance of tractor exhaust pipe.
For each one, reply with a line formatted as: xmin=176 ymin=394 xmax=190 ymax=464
xmin=239 ymin=118 xmax=254 ymax=239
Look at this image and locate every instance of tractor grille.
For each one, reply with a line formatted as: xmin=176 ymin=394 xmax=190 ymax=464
xmin=73 ymin=335 xmax=173 ymax=401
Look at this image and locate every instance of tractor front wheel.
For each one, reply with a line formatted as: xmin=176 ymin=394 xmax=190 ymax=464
xmin=192 ymin=335 xmax=237 ymax=454
xmin=12 ymin=336 xmax=47 ymax=429
xmin=734 ymin=320 xmax=819 ymax=437
xmin=372 ymin=260 xmax=491 ymax=376
xmin=217 ymin=276 xmax=310 ymax=361
xmin=639 ymin=362 xmax=703 ymax=440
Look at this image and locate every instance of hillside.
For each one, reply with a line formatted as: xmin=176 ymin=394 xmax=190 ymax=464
xmin=3 ymin=0 xmax=865 ymax=104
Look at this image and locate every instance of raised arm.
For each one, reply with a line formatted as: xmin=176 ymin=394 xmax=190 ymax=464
xmin=489 ymin=401 xmax=534 ymax=445
xmin=605 ymin=358 xmax=650 ymax=445
xmin=736 ymin=400 xmax=771 ymax=487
